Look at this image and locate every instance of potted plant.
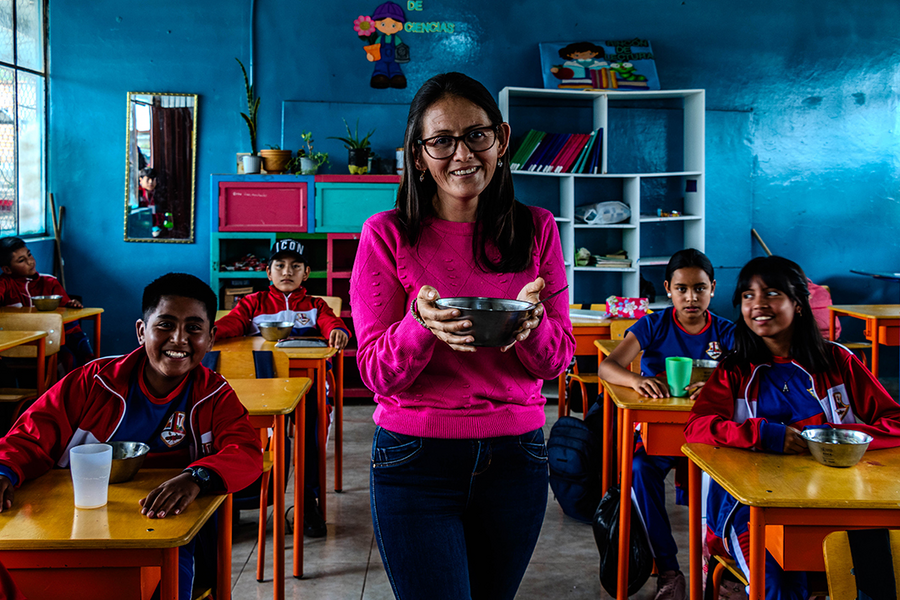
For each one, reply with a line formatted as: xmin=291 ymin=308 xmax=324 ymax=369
xmin=329 ymin=118 xmax=375 ymax=174
xmin=259 ymin=145 xmax=294 ymax=174
xmin=237 ymin=58 xmax=261 ymax=174
xmin=292 ymin=131 xmax=329 ymax=174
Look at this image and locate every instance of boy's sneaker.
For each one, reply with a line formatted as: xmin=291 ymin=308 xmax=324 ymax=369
xmin=303 ymin=501 xmax=327 ymax=538
xmin=654 ymin=570 xmax=686 ymax=600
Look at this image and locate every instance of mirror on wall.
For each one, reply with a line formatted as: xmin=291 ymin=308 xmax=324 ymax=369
xmin=124 ymin=92 xmax=197 ymax=243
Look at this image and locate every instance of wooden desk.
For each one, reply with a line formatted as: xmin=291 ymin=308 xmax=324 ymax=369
xmin=683 ymin=443 xmax=900 ymax=600
xmin=0 ymin=306 xmax=104 ymax=356
xmin=558 ymin=313 xmax=612 ymax=418
xmin=0 ymin=468 xmax=230 ymax=600
xmin=602 ymin=381 xmax=696 ymax=600
xmin=230 ymin=377 xmax=310 ymax=596
xmin=212 ymin=337 xmax=341 ymax=518
xmin=828 ymin=304 xmax=900 ymax=379
xmin=0 ymin=329 xmax=48 ymax=393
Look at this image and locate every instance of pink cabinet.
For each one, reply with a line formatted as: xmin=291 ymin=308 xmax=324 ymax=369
xmin=218 ymin=181 xmax=309 ymax=232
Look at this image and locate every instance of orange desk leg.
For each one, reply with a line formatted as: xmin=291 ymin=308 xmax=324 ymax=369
xmin=93 ymin=314 xmax=102 ymax=357
xmin=828 ymin=309 xmax=836 ymax=341
xmin=317 ymin=358 xmax=328 ymax=520
xmin=749 ymin=506 xmax=766 ymax=600
xmin=217 ymin=493 xmax=233 ymax=600
xmin=616 ymin=408 xmax=634 ymax=600
xmin=294 ymin=395 xmax=306 ymax=579
xmin=688 ymin=459 xmax=701 ymax=600
xmin=162 ymin=547 xmax=178 ymax=600
xmin=558 ymin=373 xmax=567 ymax=419
xmin=871 ymin=318 xmax=881 ymax=379
xmin=335 ymin=349 xmax=344 ymax=493
xmin=35 ymin=337 xmax=46 ymax=394
xmin=601 ymin=388 xmax=614 ymax=496
xmin=273 ymin=414 xmax=285 ymax=600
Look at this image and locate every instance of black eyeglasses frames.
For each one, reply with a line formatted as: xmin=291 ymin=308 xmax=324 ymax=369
xmin=417 ymin=126 xmax=499 ymax=159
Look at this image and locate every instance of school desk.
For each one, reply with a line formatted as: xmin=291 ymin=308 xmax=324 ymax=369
xmin=595 ymin=339 xmax=621 ymax=494
xmin=0 ymin=306 xmax=104 ymax=356
xmin=683 ymin=443 xmax=900 ymax=600
xmin=558 ymin=311 xmax=612 ymax=418
xmin=0 ymin=468 xmax=231 ymax=600
xmin=828 ymin=304 xmax=900 ymax=378
xmin=0 ymin=329 xmax=48 ymax=393
xmin=601 ymin=381 xmax=697 ymax=600
xmin=230 ymin=376 xmax=311 ymax=594
xmin=212 ymin=337 xmax=342 ymax=518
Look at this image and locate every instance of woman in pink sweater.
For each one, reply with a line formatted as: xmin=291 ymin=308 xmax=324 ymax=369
xmin=350 ymin=72 xmax=575 ymax=600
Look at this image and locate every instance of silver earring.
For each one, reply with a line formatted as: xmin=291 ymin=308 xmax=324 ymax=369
xmin=498 ymin=158 xmax=504 ymax=168
xmin=667 ymin=293 xmax=672 ymax=298
xmin=419 ymin=170 xmax=426 ymax=183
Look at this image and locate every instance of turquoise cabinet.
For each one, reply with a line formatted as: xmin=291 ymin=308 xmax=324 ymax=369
xmin=314 ymin=177 xmax=399 ymax=232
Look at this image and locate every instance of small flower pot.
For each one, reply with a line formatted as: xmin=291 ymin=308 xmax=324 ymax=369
xmin=259 ymin=149 xmax=293 ymax=174
xmin=242 ymin=155 xmax=261 ymax=174
xmin=348 ymin=148 xmax=370 ymax=174
xmin=299 ymin=157 xmax=318 ymax=175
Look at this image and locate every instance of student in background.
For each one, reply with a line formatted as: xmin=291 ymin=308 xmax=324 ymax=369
xmin=685 ymin=256 xmax=900 ymax=600
xmin=598 ymin=248 xmax=735 ymax=600
xmin=216 ymin=239 xmax=349 ymax=537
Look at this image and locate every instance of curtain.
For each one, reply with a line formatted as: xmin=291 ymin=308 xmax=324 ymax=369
xmin=150 ymin=105 xmax=193 ymax=239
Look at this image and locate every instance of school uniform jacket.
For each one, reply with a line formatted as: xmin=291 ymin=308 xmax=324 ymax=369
xmin=215 ymin=285 xmax=349 ymax=340
xmin=0 ymin=347 xmax=263 ymax=493
xmin=0 ymin=272 xmax=71 ymax=307
xmin=684 ymin=342 xmax=900 ymax=542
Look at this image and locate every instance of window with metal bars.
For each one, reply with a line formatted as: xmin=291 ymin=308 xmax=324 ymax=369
xmin=0 ymin=0 xmax=45 ymax=236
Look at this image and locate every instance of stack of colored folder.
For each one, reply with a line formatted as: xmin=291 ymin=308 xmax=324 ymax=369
xmin=509 ymin=129 xmax=604 ymax=174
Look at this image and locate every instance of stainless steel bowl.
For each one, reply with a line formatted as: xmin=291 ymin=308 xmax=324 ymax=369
xmin=801 ymin=428 xmax=873 ymax=468
xmin=434 ymin=297 xmax=534 ymax=347
xmin=32 ymin=295 xmax=62 ymax=311
xmin=109 ymin=441 xmax=150 ymax=483
xmin=258 ymin=321 xmax=294 ymax=341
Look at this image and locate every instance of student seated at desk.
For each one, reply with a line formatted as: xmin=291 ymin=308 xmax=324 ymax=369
xmin=685 ymin=256 xmax=900 ymax=600
xmin=215 ymin=239 xmax=349 ymax=538
xmin=598 ymin=249 xmax=735 ymax=600
xmin=0 ymin=272 xmax=262 ymax=600
xmin=0 ymin=236 xmax=95 ymax=370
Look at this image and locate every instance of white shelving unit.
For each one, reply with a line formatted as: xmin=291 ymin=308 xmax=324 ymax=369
xmin=499 ymin=87 xmax=705 ymax=303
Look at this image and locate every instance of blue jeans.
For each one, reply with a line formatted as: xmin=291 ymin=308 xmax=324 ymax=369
xmin=370 ymin=426 xmax=549 ymax=600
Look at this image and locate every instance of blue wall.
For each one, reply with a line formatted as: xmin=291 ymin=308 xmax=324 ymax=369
xmin=49 ymin=1 xmax=900 ymax=368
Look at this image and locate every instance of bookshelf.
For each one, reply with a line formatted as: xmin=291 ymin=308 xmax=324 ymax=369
xmin=499 ymin=87 xmax=705 ymax=306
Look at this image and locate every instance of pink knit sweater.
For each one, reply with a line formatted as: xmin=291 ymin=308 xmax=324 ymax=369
xmin=349 ymin=206 xmax=575 ymax=439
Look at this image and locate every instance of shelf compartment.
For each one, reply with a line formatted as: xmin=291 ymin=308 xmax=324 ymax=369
xmin=638 ymin=215 xmax=703 ymax=223
xmin=574 ymin=224 xmax=636 ymax=230
xmin=574 ymin=266 xmax=636 ymax=273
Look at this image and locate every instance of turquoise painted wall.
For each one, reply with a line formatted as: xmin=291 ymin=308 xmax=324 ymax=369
xmin=49 ymin=1 xmax=900 ymax=368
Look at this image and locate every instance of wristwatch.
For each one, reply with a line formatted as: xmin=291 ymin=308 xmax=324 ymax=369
xmin=182 ymin=466 xmax=212 ymax=492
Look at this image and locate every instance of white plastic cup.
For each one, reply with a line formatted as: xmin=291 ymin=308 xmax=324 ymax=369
xmin=69 ymin=444 xmax=112 ymax=509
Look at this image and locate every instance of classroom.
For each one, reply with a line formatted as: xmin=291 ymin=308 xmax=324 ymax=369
xmin=0 ymin=0 xmax=895 ymax=599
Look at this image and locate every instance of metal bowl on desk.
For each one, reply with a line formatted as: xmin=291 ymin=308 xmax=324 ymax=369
xmin=801 ymin=428 xmax=873 ymax=468
xmin=258 ymin=321 xmax=293 ymax=341
xmin=32 ymin=295 xmax=62 ymax=311
xmin=109 ymin=441 xmax=150 ymax=483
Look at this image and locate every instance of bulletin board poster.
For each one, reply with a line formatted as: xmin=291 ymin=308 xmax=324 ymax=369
xmin=539 ymin=40 xmax=660 ymax=91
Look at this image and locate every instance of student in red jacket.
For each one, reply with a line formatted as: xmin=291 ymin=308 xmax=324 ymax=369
xmin=685 ymin=256 xmax=900 ymax=600
xmin=216 ymin=239 xmax=349 ymax=537
xmin=0 ymin=272 xmax=262 ymax=600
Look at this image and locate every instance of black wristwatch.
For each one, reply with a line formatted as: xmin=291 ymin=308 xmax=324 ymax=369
xmin=183 ymin=466 xmax=212 ymax=493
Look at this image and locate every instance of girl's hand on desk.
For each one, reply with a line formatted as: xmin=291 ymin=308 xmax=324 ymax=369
xmin=633 ymin=376 xmax=669 ymax=399
xmin=783 ymin=426 xmax=808 ymax=454
xmin=0 ymin=476 xmax=14 ymax=512
xmin=501 ymin=277 xmax=546 ymax=352
xmin=415 ymin=286 xmax=477 ymax=353
xmin=687 ymin=381 xmax=706 ymax=400
xmin=65 ymin=298 xmax=83 ymax=309
xmin=140 ymin=473 xmax=199 ymax=518
xmin=329 ymin=329 xmax=349 ymax=350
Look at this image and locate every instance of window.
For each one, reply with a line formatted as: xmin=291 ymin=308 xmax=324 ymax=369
xmin=0 ymin=0 xmax=45 ymax=236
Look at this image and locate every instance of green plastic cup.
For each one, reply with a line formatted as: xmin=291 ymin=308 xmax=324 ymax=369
xmin=665 ymin=357 xmax=693 ymax=398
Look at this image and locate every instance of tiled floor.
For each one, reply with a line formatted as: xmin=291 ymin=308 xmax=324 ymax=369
xmin=229 ymin=401 xmax=693 ymax=599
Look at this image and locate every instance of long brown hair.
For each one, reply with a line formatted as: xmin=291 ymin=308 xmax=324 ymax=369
xmin=396 ymin=72 xmax=535 ymax=273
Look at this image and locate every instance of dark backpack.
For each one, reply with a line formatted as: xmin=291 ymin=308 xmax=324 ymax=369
xmin=592 ymin=484 xmax=654 ymax=597
xmin=548 ymin=413 xmax=603 ymax=523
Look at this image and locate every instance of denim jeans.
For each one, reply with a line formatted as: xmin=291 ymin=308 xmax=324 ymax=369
xmin=370 ymin=426 xmax=549 ymax=600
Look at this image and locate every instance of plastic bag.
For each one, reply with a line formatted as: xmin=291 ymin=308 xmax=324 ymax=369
xmin=592 ymin=485 xmax=654 ymax=597
xmin=575 ymin=201 xmax=631 ymax=225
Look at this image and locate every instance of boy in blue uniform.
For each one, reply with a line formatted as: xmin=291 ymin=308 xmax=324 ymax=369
xmin=0 ymin=273 xmax=262 ymax=599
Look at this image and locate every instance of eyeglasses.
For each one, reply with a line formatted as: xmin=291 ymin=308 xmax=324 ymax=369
xmin=417 ymin=126 xmax=498 ymax=159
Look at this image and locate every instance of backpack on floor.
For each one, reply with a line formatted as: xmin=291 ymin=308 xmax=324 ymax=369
xmin=548 ymin=412 xmax=603 ymax=523
xmin=592 ymin=484 xmax=654 ymax=597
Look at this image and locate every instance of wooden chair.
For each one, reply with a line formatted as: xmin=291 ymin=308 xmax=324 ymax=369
xmin=313 ymin=295 xmax=345 ymax=492
xmin=0 ymin=312 xmax=64 ymax=422
xmin=823 ymin=529 xmax=900 ymax=600
xmin=212 ymin=349 xmax=289 ymax=583
xmin=560 ymin=304 xmax=605 ymax=416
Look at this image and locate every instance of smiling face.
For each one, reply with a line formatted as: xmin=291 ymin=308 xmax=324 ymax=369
xmin=266 ymin=256 xmax=309 ymax=294
xmin=740 ymin=275 xmax=800 ymax=356
xmin=3 ymin=246 xmax=37 ymax=278
xmin=664 ymin=266 xmax=715 ymax=326
xmin=136 ymin=295 xmax=215 ymax=397
xmin=415 ymin=95 xmax=509 ymax=221
xmin=374 ymin=18 xmax=403 ymax=35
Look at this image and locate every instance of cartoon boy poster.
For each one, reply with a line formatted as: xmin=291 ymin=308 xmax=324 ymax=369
xmin=539 ymin=39 xmax=660 ymax=91
xmin=354 ymin=2 xmax=409 ymax=89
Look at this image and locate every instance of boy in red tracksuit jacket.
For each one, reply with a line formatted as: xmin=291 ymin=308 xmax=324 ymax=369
xmin=0 ymin=272 xmax=262 ymax=600
xmin=0 ymin=236 xmax=95 ymax=370
xmin=216 ymin=239 xmax=349 ymax=538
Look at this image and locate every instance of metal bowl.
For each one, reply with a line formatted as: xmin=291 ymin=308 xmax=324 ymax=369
xmin=434 ymin=297 xmax=534 ymax=347
xmin=109 ymin=441 xmax=150 ymax=483
xmin=258 ymin=321 xmax=294 ymax=341
xmin=801 ymin=428 xmax=873 ymax=468
xmin=32 ymin=295 xmax=62 ymax=311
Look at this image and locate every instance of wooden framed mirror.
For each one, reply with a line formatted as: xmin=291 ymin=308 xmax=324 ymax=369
xmin=124 ymin=92 xmax=197 ymax=243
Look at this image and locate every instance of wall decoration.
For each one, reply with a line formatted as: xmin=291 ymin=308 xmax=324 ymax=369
xmin=355 ymin=2 xmax=410 ymax=89
xmin=539 ymin=39 xmax=660 ymax=91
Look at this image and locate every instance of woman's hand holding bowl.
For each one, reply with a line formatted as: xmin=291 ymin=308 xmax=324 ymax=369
xmin=500 ymin=277 xmax=546 ymax=352
xmin=416 ymin=286 xmax=477 ymax=353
